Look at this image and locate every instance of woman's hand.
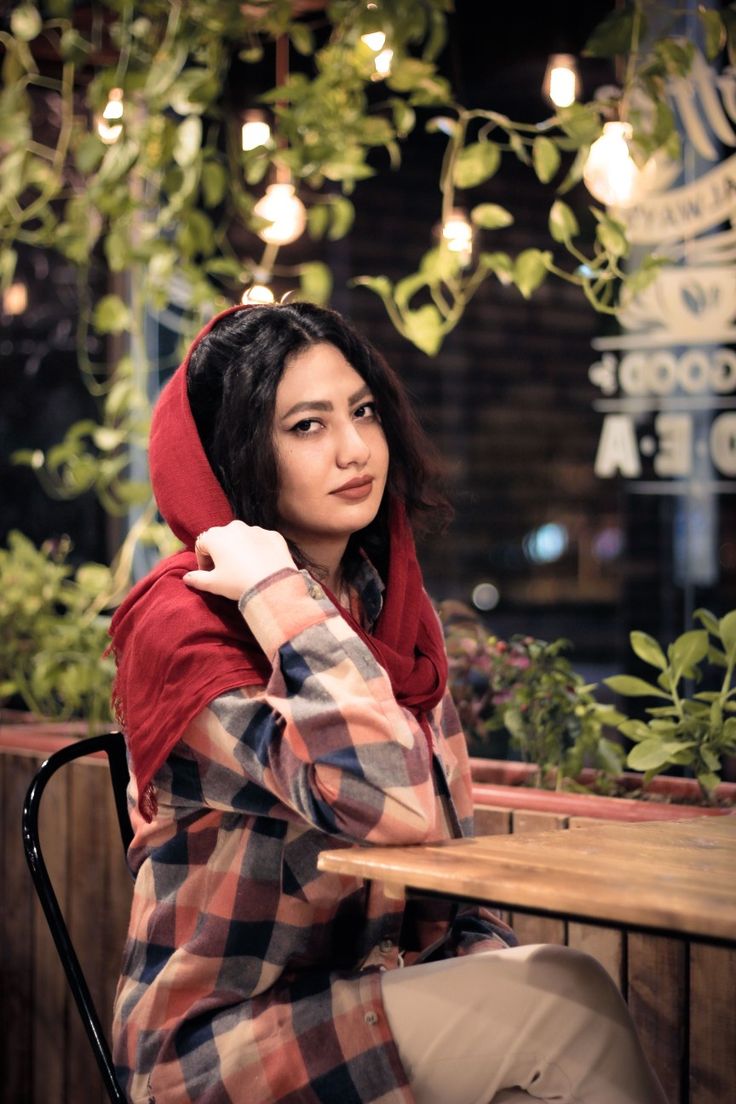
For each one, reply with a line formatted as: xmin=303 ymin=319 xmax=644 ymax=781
xmin=183 ymin=520 xmax=296 ymax=601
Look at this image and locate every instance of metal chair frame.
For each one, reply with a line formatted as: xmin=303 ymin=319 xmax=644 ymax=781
xmin=22 ymin=730 xmax=133 ymax=1104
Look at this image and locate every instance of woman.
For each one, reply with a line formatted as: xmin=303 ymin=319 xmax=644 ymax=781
xmin=110 ymin=302 xmax=667 ymax=1104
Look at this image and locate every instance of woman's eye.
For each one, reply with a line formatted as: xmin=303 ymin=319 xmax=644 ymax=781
xmin=291 ymin=418 xmax=321 ymax=436
xmin=354 ymin=402 xmax=378 ymax=421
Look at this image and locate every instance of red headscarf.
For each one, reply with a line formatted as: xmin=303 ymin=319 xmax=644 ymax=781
xmin=110 ymin=304 xmax=448 ymax=819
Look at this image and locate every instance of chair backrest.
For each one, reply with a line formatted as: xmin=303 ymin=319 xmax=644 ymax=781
xmin=22 ymin=730 xmax=132 ymax=1104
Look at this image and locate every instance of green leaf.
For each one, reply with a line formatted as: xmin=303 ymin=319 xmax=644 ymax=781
xmin=532 ymin=136 xmax=560 ymax=183
xmin=694 ymin=607 xmax=720 ymax=635
xmin=173 ymin=116 xmax=203 ymax=168
xmin=626 ymin=739 xmax=672 ymax=772
xmin=596 ymin=215 xmax=628 ymax=259
xmin=719 ymin=609 xmax=736 ymax=654
xmin=471 ymin=203 xmax=513 ymax=229
xmin=75 ymin=133 xmax=105 ymax=174
xmin=548 ymin=200 xmax=579 ymax=243
xmin=391 ymin=98 xmax=416 ymax=138
xmin=307 ymin=204 xmax=329 ymax=240
xmin=395 ymin=272 xmax=428 ymax=312
xmin=513 ymin=249 xmax=551 ymax=299
xmin=618 ymin=719 xmax=652 ymax=742
xmin=629 ymin=630 xmax=667 ymax=670
xmin=289 ymin=22 xmax=314 ymax=56
xmin=479 ymin=251 xmax=513 ymax=284
xmin=403 ymin=304 xmax=444 ymax=357
xmin=327 ymin=197 xmax=355 ymax=241
xmin=92 ymin=294 xmax=131 ymax=335
xmin=201 ymin=161 xmax=227 ymax=208
xmin=669 ymin=629 xmax=709 ymax=675
xmin=0 ymin=247 xmax=18 ymax=291
xmin=696 ymin=771 xmax=721 ymax=796
xmin=453 ymin=141 xmax=501 ymax=188
xmin=583 ymin=7 xmax=638 ymax=57
xmin=352 ymin=275 xmax=393 ymax=302
xmin=299 ymin=261 xmax=332 ymax=305
xmin=604 ymin=675 xmax=671 ymax=699
xmin=557 ymin=103 xmax=602 ymax=146
xmin=10 ymin=4 xmax=43 ymax=41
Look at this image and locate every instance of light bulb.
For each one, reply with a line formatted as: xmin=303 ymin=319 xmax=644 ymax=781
xmin=242 ymin=112 xmax=271 ymax=152
xmin=544 ymin=54 xmax=578 ymax=108
xmin=253 ymin=183 xmax=307 ymax=245
xmin=241 ymin=283 xmax=275 ymax=304
xmin=372 ymin=47 xmax=393 ymax=79
xmin=361 ymin=31 xmax=386 ymax=51
xmin=441 ymin=208 xmax=473 ymax=265
xmin=97 ymin=87 xmax=124 ymax=144
xmin=3 ymin=281 xmax=28 ymax=315
xmin=583 ymin=121 xmax=640 ymax=207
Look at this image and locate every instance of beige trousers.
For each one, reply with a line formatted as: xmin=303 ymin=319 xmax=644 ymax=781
xmin=381 ymin=943 xmax=669 ymax=1104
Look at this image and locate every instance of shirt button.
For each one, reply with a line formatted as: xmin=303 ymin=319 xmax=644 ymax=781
xmin=364 ymin=1011 xmax=379 ymax=1026
xmin=379 ymin=938 xmax=393 ymax=953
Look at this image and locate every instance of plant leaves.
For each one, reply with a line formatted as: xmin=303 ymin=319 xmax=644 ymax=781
xmin=626 ymin=738 xmax=672 ymax=772
xmin=453 ymin=141 xmax=501 ymax=188
xmin=513 ymin=249 xmax=551 ymax=298
xmin=92 ymin=294 xmax=131 ymax=334
xmin=532 ymin=136 xmax=560 ymax=183
xmin=548 ymin=199 xmax=579 ymax=243
xmin=604 ymin=675 xmax=671 ymax=699
xmin=403 ymin=304 xmax=444 ymax=357
xmin=668 ymin=629 xmax=709 ymax=675
xmin=299 ymin=261 xmax=332 ymax=305
xmin=719 ymin=609 xmax=736 ymax=654
xmin=10 ymin=4 xmax=43 ymax=42
xmin=470 ymin=203 xmax=513 ymax=229
xmin=629 ymin=630 xmax=667 ymax=670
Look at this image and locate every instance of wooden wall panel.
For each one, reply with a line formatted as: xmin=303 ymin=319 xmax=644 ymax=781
xmin=689 ymin=944 xmax=736 ymax=1104
xmin=627 ymin=933 xmax=687 ymax=1104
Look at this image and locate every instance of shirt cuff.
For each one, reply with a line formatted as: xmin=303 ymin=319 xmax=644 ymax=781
xmin=237 ymin=568 xmax=335 ymax=659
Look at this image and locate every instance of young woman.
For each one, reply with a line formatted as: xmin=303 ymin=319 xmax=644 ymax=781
xmin=110 ymin=302 xmax=667 ymax=1104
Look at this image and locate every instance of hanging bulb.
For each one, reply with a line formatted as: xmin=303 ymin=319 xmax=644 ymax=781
xmin=544 ymin=53 xmax=578 ymax=108
xmin=583 ymin=121 xmax=641 ymax=207
xmin=241 ymin=282 xmax=275 ymax=304
xmin=96 ymin=87 xmax=124 ymax=144
xmin=241 ymin=110 xmax=271 ymax=151
xmin=2 ymin=281 xmax=28 ymax=315
xmin=361 ymin=30 xmax=386 ymax=51
xmin=372 ymin=48 xmax=393 ymax=79
xmin=441 ymin=208 xmax=474 ymax=266
xmin=253 ymin=182 xmax=307 ymax=245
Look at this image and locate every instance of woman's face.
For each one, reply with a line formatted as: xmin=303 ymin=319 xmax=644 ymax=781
xmin=272 ymin=341 xmax=389 ymax=562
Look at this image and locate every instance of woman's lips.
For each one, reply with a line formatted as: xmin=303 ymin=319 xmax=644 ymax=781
xmin=331 ymin=477 xmax=374 ymax=500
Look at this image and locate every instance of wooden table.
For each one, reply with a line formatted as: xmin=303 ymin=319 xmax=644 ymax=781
xmin=317 ymin=817 xmax=736 ymax=945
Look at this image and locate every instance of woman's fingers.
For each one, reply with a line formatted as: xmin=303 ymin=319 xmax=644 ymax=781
xmin=184 ymin=521 xmax=295 ymax=600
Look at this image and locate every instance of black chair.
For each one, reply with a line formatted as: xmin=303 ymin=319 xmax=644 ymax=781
xmin=22 ymin=730 xmax=133 ymax=1104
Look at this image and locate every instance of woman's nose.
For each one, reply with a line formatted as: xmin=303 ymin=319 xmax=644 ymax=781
xmin=336 ymin=421 xmax=370 ymax=467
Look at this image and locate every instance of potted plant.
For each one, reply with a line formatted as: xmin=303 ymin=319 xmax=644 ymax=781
xmin=438 ymin=600 xmax=736 ymax=820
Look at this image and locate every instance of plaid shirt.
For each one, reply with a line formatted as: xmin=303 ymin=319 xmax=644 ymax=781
xmin=113 ymin=566 xmax=515 ymax=1104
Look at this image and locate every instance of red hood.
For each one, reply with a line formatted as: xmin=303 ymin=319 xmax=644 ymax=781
xmin=149 ymin=304 xmax=248 ymax=547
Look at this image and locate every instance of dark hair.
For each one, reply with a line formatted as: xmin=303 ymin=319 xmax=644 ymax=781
xmin=187 ymin=302 xmax=450 ymax=568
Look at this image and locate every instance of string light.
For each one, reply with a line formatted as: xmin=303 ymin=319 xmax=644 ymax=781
xmin=96 ymin=87 xmax=124 ymax=144
xmin=253 ymin=182 xmax=307 ymax=245
xmin=241 ymin=282 xmax=275 ymax=304
xmin=372 ymin=48 xmax=393 ymax=79
xmin=583 ymin=121 xmax=640 ymax=207
xmin=544 ymin=53 xmax=578 ymax=108
xmin=441 ymin=208 xmax=474 ymax=266
xmin=2 ymin=281 xmax=28 ymax=315
xmin=241 ymin=110 xmax=271 ymax=152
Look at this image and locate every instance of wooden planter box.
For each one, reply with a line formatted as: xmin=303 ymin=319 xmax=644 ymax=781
xmin=1 ymin=720 xmax=133 ymax=1104
xmin=469 ymin=757 xmax=736 ymax=1104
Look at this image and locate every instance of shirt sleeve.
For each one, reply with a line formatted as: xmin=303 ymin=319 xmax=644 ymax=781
xmin=177 ymin=568 xmax=438 ymax=845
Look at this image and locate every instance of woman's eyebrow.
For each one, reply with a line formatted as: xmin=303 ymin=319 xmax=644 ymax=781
xmin=279 ymin=385 xmax=372 ymax=422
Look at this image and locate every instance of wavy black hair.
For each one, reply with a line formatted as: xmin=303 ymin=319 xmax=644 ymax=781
xmin=187 ymin=301 xmax=450 ymax=570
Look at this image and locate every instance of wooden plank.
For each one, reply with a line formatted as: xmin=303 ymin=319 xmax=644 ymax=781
xmin=66 ymin=761 xmax=111 ymax=1104
xmin=689 ymin=944 xmax=736 ymax=1104
xmin=627 ymin=933 xmax=686 ymax=1104
xmin=3 ymin=753 xmax=38 ymax=1102
xmin=32 ymin=749 xmax=70 ymax=1104
xmin=566 ymin=816 xmax=624 ymax=990
xmin=473 ymin=804 xmax=511 ymax=836
xmin=566 ymin=921 xmax=624 ymax=991
xmin=510 ymin=811 xmax=568 ymax=946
